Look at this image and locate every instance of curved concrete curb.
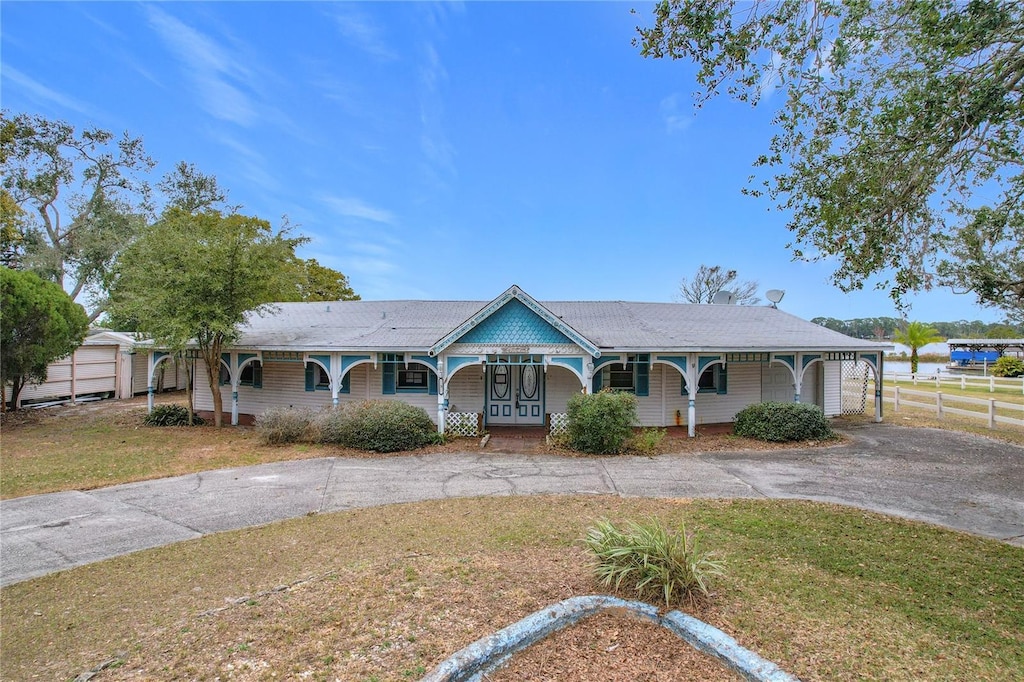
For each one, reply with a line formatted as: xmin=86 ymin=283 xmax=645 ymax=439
xmin=421 ymin=595 xmax=799 ymax=681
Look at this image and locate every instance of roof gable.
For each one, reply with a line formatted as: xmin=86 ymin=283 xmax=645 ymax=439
xmin=429 ymin=285 xmax=599 ymax=356
xmin=455 ymin=298 xmax=573 ymax=345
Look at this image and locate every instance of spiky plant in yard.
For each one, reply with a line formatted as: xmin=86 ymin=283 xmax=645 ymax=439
xmin=584 ymin=517 xmax=724 ymax=607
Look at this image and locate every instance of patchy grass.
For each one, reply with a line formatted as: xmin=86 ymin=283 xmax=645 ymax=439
xmin=0 ymin=396 xmax=840 ymax=499
xmin=1 ymin=497 xmax=1021 ymax=681
xmin=0 ymin=396 xmax=474 ymax=499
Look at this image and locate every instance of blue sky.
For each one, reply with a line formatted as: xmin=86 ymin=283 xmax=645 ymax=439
xmin=1 ymin=1 xmax=1004 ymax=323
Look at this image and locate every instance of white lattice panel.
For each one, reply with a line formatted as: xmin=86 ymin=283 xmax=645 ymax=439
xmin=840 ymin=360 xmax=870 ymax=415
xmin=548 ymin=412 xmax=569 ymax=437
xmin=446 ymin=412 xmax=480 ymax=437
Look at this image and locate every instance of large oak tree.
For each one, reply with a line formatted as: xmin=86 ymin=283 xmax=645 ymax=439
xmin=636 ymin=1 xmax=1024 ymax=320
xmin=1 ymin=112 xmax=154 ymax=321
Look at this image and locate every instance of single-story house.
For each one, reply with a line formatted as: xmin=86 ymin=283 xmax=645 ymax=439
xmin=148 ymin=285 xmax=891 ymax=436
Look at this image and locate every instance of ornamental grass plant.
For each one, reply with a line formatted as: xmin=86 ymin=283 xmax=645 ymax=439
xmin=584 ymin=516 xmax=724 ymax=607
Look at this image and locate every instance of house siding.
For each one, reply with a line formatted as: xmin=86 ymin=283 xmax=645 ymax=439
xmin=448 ymin=365 xmax=485 ymax=414
xmin=823 ymin=361 xmax=843 ymax=416
xmin=7 ymin=344 xmax=118 ymax=404
xmin=194 ymin=360 xmax=441 ymax=424
xmin=545 ymin=366 xmax=582 ymax=415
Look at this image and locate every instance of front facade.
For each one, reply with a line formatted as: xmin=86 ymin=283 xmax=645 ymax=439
xmin=152 ymin=285 xmax=890 ymax=436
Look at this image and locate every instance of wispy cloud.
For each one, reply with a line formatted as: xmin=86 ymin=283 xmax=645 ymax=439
xmin=757 ymin=52 xmax=785 ymax=101
xmin=321 ymin=196 xmax=396 ymax=225
xmin=417 ymin=41 xmax=457 ymax=189
xmin=328 ymin=6 xmax=397 ymax=61
xmin=2 ymin=66 xmax=97 ymax=117
xmin=659 ymin=93 xmax=693 ymax=134
xmin=208 ymin=132 xmax=281 ymax=195
xmin=145 ymin=5 xmax=257 ymax=126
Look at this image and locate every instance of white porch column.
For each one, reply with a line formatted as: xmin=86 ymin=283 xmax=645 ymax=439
xmin=875 ymin=354 xmax=884 ymax=423
xmin=437 ymin=358 xmax=448 ymax=434
xmin=147 ymin=351 xmax=155 ymax=413
xmin=231 ymin=386 xmax=239 ymax=425
xmin=794 ymin=352 xmax=802 ymax=403
xmin=685 ymin=354 xmax=697 ymax=438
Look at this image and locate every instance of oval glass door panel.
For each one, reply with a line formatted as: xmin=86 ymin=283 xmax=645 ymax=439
xmin=520 ymin=365 xmax=538 ymax=399
xmin=491 ymin=366 xmax=510 ymax=400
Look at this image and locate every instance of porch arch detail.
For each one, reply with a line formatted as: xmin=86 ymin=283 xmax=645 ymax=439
xmin=146 ymin=351 xmax=176 ymax=414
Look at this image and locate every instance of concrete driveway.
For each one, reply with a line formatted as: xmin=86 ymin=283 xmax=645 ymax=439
xmin=2 ymin=423 xmax=1022 ymax=587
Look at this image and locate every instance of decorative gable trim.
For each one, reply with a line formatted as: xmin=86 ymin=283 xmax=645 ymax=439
xmin=428 ymin=285 xmax=600 ymax=358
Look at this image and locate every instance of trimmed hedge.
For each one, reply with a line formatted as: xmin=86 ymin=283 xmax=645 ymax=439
xmin=733 ymin=401 xmax=833 ymax=442
xmin=565 ymin=390 xmax=637 ymax=454
xmin=317 ymin=400 xmax=437 ymax=452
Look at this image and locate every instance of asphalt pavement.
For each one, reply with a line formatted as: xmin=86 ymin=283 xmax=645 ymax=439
xmin=2 ymin=422 xmax=1022 ymax=587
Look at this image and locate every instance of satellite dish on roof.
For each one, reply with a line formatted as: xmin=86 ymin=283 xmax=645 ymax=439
xmin=766 ymin=289 xmax=785 ymax=308
xmin=712 ymin=290 xmax=737 ymax=305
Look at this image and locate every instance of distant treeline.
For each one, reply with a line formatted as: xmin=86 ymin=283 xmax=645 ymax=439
xmin=810 ymin=317 xmax=1024 ymax=340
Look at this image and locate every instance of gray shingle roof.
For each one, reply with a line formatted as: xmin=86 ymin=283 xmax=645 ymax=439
xmin=236 ymin=299 xmax=889 ymax=353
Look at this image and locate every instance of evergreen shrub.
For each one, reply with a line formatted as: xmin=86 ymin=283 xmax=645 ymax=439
xmin=991 ymin=356 xmax=1024 ymax=377
xmin=565 ymin=390 xmax=637 ymax=454
xmin=733 ymin=401 xmax=833 ymax=442
xmin=143 ymin=404 xmax=204 ymax=427
xmin=317 ymin=400 xmax=436 ymax=452
xmin=256 ymin=407 xmax=312 ymax=445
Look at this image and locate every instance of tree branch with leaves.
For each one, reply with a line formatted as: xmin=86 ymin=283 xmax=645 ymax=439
xmin=636 ymin=0 xmax=1024 ymax=320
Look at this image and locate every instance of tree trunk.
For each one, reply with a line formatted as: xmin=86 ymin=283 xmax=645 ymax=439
xmin=911 ymin=349 xmax=919 ymax=374
xmin=202 ymin=348 xmax=224 ymax=427
xmin=5 ymin=377 xmax=25 ymax=412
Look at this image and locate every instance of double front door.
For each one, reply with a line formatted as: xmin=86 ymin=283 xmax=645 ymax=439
xmin=487 ymin=364 xmax=544 ymax=425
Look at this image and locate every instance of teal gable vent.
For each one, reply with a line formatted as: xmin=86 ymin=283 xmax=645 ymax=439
xmin=455 ymin=299 xmax=573 ymax=345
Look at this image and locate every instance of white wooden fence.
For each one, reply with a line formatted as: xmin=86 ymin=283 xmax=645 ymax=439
xmin=883 ymin=385 xmax=1024 ymax=429
xmin=883 ymin=372 xmax=1024 ymax=394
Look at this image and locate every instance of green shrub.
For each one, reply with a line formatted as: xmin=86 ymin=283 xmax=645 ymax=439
xmin=627 ymin=427 xmax=666 ymax=456
xmin=256 ymin=407 xmax=313 ymax=445
xmin=733 ymin=401 xmax=834 ymax=442
xmin=565 ymin=390 xmax=637 ymax=454
xmin=584 ymin=517 xmax=724 ymax=606
xmin=143 ymin=404 xmax=204 ymax=427
xmin=316 ymin=400 xmax=436 ymax=452
xmin=991 ymin=356 xmax=1024 ymax=377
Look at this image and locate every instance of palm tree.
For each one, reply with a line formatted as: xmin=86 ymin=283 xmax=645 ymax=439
xmin=894 ymin=321 xmax=944 ymax=373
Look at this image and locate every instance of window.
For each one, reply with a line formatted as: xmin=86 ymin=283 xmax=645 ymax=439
xmin=397 ymin=364 xmax=429 ymax=391
xmin=683 ymin=364 xmax=728 ymax=395
xmin=608 ymin=362 xmax=635 ymax=390
xmin=594 ymin=354 xmax=649 ymax=396
xmin=381 ymin=355 xmax=437 ymax=395
xmin=239 ymin=361 xmax=262 ymax=388
xmin=305 ymin=362 xmax=331 ymax=391
xmin=698 ymin=366 xmax=717 ymax=391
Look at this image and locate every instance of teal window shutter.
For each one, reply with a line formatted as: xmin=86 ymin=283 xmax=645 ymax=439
xmin=339 ymin=371 xmax=350 ymax=394
xmin=252 ymin=363 xmax=262 ymax=389
xmin=635 ymin=358 xmax=649 ymax=397
xmin=592 ymin=370 xmax=603 ymax=393
xmin=382 ymin=363 xmax=396 ymax=394
xmin=304 ymin=363 xmax=314 ymax=392
xmin=717 ymin=365 xmax=728 ymax=394
xmin=428 ymin=371 xmax=437 ymax=395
